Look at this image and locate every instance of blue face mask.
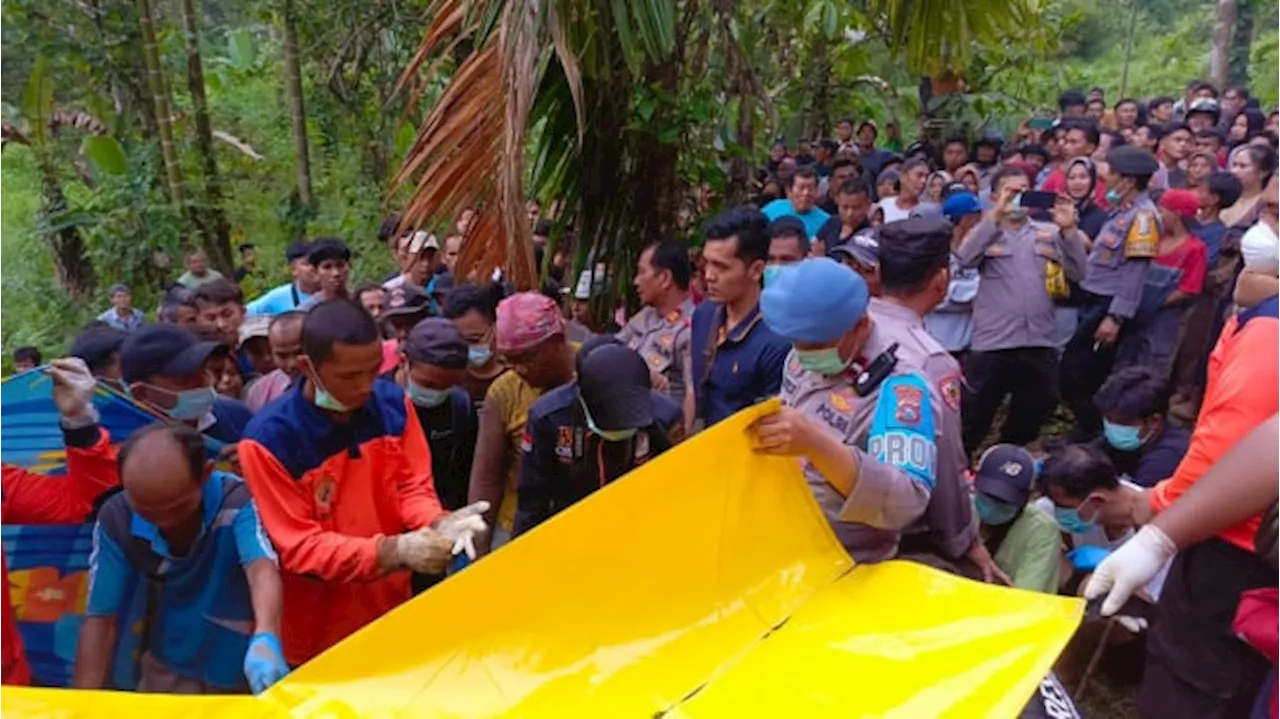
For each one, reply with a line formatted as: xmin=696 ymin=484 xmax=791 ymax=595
xmin=131 ymin=383 xmax=216 ymax=422
xmin=795 ymin=347 xmax=849 ymax=376
xmin=468 ymin=344 xmax=493 ymax=368
xmin=1054 ymin=504 xmax=1097 ymax=534
xmin=168 ymin=386 xmax=216 ymax=421
xmin=407 ymin=382 xmax=451 ymax=409
xmin=1103 ymin=420 xmax=1145 ymax=451
xmin=1105 ymin=188 xmax=1122 ymax=205
xmin=974 ymin=493 xmax=1019 ymax=526
xmin=580 ymin=399 xmax=637 ymax=442
xmin=763 ymin=264 xmax=784 ymax=288
xmin=308 ymin=370 xmax=354 ymax=412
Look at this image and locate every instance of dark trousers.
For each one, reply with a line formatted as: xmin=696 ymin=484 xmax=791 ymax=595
xmin=961 ymin=346 xmax=1059 ymax=454
xmin=1060 ymin=292 xmax=1119 ymax=441
xmin=1138 ymin=538 xmax=1274 ymax=719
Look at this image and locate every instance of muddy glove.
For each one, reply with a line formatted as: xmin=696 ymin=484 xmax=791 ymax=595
xmin=243 ymin=632 xmax=289 ymax=694
xmin=392 ymin=527 xmax=454 ymax=574
xmin=433 ymin=501 xmax=490 ymax=560
xmin=48 ymin=358 xmax=99 ymax=428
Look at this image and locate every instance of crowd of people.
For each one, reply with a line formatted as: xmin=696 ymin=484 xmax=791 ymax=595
xmin=1 ymin=77 xmax=1277 ymax=718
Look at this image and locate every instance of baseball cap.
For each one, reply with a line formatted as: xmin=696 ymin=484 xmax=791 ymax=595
xmin=761 ymin=258 xmax=870 ymax=344
xmin=70 ymin=325 xmax=128 ymax=373
xmin=121 ymin=324 xmax=228 ymax=384
xmin=403 ymin=317 xmax=467 ymax=369
xmin=382 ymin=284 xmax=433 ymax=321
xmin=307 ymin=238 xmax=351 ymax=264
xmin=830 ymin=229 xmax=880 ymax=269
xmin=573 ymin=269 xmax=605 ymax=301
xmin=941 ymin=191 xmax=983 ymax=222
xmin=403 ymin=230 xmax=440 ymax=254
xmin=285 ymin=240 xmax=312 ymax=263
xmin=577 ymin=343 xmax=653 ymax=431
xmin=238 ymin=314 xmax=272 ymax=345
xmin=974 ymin=444 xmax=1037 ymax=507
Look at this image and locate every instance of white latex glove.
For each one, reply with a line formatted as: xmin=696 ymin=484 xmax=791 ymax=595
xmin=48 ymin=357 xmax=100 ymax=428
xmin=1114 ymin=615 xmax=1148 ymax=633
xmin=395 ymin=527 xmax=454 ymax=574
xmin=1084 ymin=524 xmax=1177 ymax=617
xmin=433 ymin=501 xmax=490 ymax=560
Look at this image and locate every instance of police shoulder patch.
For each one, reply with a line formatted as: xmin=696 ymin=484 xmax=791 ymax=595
xmin=939 ymin=374 xmax=963 ymax=413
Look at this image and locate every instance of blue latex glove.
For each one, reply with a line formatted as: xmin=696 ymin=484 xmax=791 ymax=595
xmin=1067 ymin=545 xmax=1111 ymax=572
xmin=243 ymin=632 xmax=289 ymax=694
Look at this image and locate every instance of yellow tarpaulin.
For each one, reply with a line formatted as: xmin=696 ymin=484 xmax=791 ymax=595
xmin=2 ymin=401 xmax=1082 ymax=717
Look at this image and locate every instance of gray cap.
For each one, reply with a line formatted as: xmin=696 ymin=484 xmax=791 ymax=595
xmin=830 ymin=229 xmax=880 ymax=269
xmin=403 ymin=317 xmax=467 ymax=369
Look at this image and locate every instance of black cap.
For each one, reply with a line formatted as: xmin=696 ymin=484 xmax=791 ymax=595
xmin=877 ymin=216 xmax=953 ymax=288
xmin=432 ymin=272 xmax=455 ymax=295
xmin=120 ymin=324 xmax=228 ymax=384
xmin=1106 ymin=146 xmax=1159 ymax=177
xmin=70 ymin=325 xmax=128 ymax=373
xmin=577 ymin=344 xmax=653 ymax=432
xmin=383 ymin=284 xmax=433 ymax=321
xmin=307 ymin=238 xmax=351 ymax=264
xmin=285 ymin=240 xmax=312 ymax=263
xmin=402 ymin=317 xmax=467 ymax=369
xmin=974 ymin=444 xmax=1037 ymax=506
xmin=533 ymin=219 xmax=553 ymax=237
xmin=769 ymin=216 xmax=806 ymax=239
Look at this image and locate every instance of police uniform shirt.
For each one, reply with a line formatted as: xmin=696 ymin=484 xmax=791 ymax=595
xmin=513 ymin=384 xmax=684 ymax=535
xmin=1080 ymin=193 xmax=1161 ymax=319
xmin=864 ymin=298 xmax=976 ymax=559
xmin=781 ymin=352 xmax=931 ymax=562
xmin=955 ymin=218 xmax=1088 ymax=351
xmin=617 ymin=298 xmax=695 ymax=405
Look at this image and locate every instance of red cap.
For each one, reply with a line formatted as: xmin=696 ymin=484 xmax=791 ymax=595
xmin=1159 ymin=188 xmax=1199 ymax=219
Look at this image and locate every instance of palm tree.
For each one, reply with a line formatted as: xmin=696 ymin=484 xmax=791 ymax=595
xmin=393 ymin=0 xmax=1033 ymax=293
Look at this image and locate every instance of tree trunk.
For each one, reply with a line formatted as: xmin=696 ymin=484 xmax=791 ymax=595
xmin=1227 ymin=0 xmax=1254 ymax=87
xmin=1210 ymin=0 xmax=1237 ymax=89
xmin=631 ymin=57 xmax=682 ymax=247
xmin=282 ymin=0 xmax=313 ymax=205
xmin=806 ymin=37 xmax=832 ymax=139
xmin=37 ymin=159 xmax=96 ymax=301
xmin=178 ymin=0 xmax=233 ymax=273
xmin=137 ymin=0 xmax=186 ymax=211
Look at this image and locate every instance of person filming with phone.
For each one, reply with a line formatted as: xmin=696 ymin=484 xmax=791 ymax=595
xmin=954 ymin=167 xmax=1088 ymax=453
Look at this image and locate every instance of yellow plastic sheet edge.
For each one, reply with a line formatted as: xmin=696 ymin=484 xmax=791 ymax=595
xmin=2 ymin=400 xmax=1082 ymax=717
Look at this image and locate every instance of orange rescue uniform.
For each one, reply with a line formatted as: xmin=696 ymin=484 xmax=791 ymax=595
xmin=240 ymin=381 xmax=444 ymax=666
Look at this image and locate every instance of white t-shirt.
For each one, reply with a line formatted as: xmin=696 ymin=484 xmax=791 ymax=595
xmin=877 ymin=197 xmax=914 ymax=223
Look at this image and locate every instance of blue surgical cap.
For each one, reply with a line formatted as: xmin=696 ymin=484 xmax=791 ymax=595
xmin=761 ymin=258 xmax=870 ymax=344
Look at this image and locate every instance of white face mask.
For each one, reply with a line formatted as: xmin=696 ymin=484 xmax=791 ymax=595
xmin=1240 ymin=221 xmax=1280 ymax=276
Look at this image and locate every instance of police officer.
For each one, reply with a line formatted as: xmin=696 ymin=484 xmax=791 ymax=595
xmin=513 ymin=337 xmax=683 ymax=535
xmin=618 ymin=241 xmax=695 ymax=405
xmin=754 ymin=258 xmax=930 ymax=562
xmin=1061 ymin=145 xmax=1161 ymax=440
xmin=954 ymin=166 xmax=1088 ymax=453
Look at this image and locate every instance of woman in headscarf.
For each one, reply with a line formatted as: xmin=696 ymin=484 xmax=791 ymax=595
xmin=954 ymin=164 xmax=981 ymax=196
xmin=1062 ymin=157 xmax=1109 ymax=241
xmin=925 ymin=170 xmax=952 ymax=204
xmin=1047 ymin=157 xmax=1109 ymax=352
